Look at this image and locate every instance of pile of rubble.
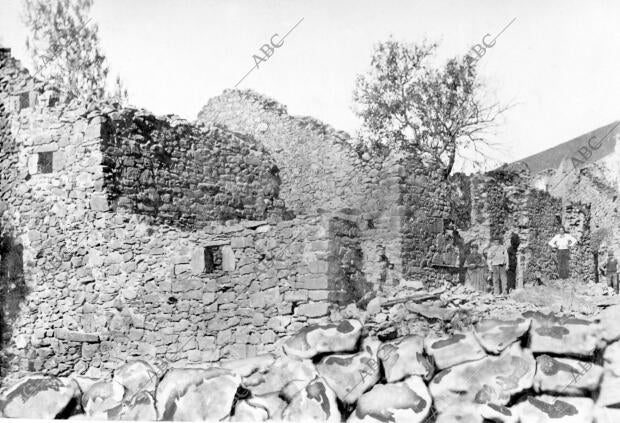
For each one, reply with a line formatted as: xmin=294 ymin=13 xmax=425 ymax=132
xmin=2 ymin=302 xmax=620 ymax=422
xmin=340 ymin=279 xmax=619 ymax=343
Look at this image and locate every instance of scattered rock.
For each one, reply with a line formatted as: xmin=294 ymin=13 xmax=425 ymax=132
xmin=594 ymin=405 xmax=620 ymax=423
xmin=424 ymin=331 xmax=486 ymax=370
xmin=230 ymin=399 xmax=269 ymax=422
xmin=244 ymin=356 xmax=316 ymax=400
xmin=429 ymin=343 xmax=535 ymax=410
xmin=366 ymin=297 xmax=385 ymax=315
xmin=406 ymin=303 xmax=456 ymax=321
xmin=0 ymin=376 xmax=78 ymax=419
xmin=534 ymin=355 xmax=603 ymax=395
xmin=378 ymin=335 xmax=434 ymax=382
xmin=435 ymin=403 xmax=483 ymax=423
xmin=347 ymin=376 xmax=431 ymax=423
xmin=317 ymin=337 xmax=381 ymax=404
xmin=525 ymin=311 xmax=601 ymax=357
xmin=598 ymin=304 xmax=620 ymax=342
xmin=244 ymin=394 xmax=287 ymax=421
xmin=116 ymin=391 xmax=157 ymax=421
xmin=603 ymin=340 xmax=620 ymax=376
xmin=281 ymin=377 xmax=341 ymax=422
xmin=155 ymin=367 xmax=240 ymax=421
xmin=220 ymin=354 xmax=276 ymax=378
xmin=597 ymin=371 xmax=620 ymax=408
xmin=283 ymin=319 xmax=362 ymax=359
xmin=473 ymin=317 xmax=531 ymax=354
xmin=511 ymin=395 xmax=594 ymax=423
xmin=479 ymin=402 xmax=519 ymax=423
xmin=82 ymin=380 xmax=124 ymax=418
xmin=112 ymin=360 xmax=157 ymax=399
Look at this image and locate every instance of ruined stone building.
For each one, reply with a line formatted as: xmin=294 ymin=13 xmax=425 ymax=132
xmin=0 ymin=47 xmax=455 ymax=377
xmin=487 ymin=122 xmax=620 ymax=288
xmin=0 ymin=45 xmax=612 ymax=379
xmin=514 ymin=121 xmax=620 ymax=258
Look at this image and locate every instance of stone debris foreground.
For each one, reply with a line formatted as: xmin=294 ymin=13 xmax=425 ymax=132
xmin=2 ymin=308 xmax=620 ymax=422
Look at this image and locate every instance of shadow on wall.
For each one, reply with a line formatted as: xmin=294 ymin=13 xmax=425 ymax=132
xmin=328 ymin=216 xmax=371 ymax=304
xmin=0 ymin=235 xmax=29 ymax=376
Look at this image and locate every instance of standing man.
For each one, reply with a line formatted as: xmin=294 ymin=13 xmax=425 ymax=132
xmin=600 ymin=250 xmax=619 ymax=294
xmin=486 ymin=236 xmax=509 ymax=295
xmin=506 ymin=233 xmax=520 ymax=291
xmin=548 ymin=227 xmax=578 ymax=280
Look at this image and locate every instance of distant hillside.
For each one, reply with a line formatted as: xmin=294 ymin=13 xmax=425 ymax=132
xmin=515 ymin=121 xmax=620 ymax=173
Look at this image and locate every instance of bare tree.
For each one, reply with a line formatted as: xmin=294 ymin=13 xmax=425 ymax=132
xmin=353 ymin=39 xmax=506 ymax=178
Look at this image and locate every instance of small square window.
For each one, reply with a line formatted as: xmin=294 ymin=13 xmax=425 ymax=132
xmin=37 ymin=152 xmax=53 ymax=174
xmin=204 ymin=247 xmax=223 ymax=273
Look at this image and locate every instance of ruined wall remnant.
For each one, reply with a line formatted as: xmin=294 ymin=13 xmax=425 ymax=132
xmin=198 ymin=89 xmax=369 ymax=214
xmin=0 ymin=46 xmax=606 ymax=383
xmin=523 ymin=189 xmax=563 ymax=284
xmin=197 ymin=89 xmax=432 ymax=290
xmin=101 ymin=110 xmax=284 ymax=226
xmin=1 ymin=52 xmax=398 ymax=379
xmin=465 ymin=167 xmax=595 ymax=287
xmin=517 ymin=124 xmax=620 ymax=260
xmin=400 ymin=162 xmax=458 ymax=287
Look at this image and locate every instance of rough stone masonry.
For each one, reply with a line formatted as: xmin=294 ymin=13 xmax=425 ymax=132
xmin=0 ymin=48 xmax=452 ymax=378
xmin=3 ymin=307 xmax=620 ymax=422
xmin=0 ymin=43 xmax=602 ymax=384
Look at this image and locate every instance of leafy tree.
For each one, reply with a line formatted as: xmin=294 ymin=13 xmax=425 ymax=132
xmin=353 ymin=39 xmax=506 ymax=178
xmin=22 ymin=0 xmax=127 ymax=104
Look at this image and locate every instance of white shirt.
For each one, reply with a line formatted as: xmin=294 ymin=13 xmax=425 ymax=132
xmin=548 ymin=233 xmax=577 ymax=250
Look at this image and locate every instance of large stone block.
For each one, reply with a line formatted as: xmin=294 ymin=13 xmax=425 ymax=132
xmin=348 ymin=376 xmax=432 ymax=423
xmin=295 ymin=302 xmax=330 ymax=318
xmin=316 ymin=337 xmax=382 ymax=404
xmin=221 ymin=246 xmax=236 ymax=271
xmin=55 ymin=329 xmax=100 ymax=343
xmin=379 ymin=335 xmax=434 ymax=383
xmin=1 ymin=376 xmax=77 ymax=418
xmin=429 ymin=344 xmax=535 ymax=410
xmin=90 ymin=193 xmax=109 ymax=212
xmin=298 ymin=274 xmax=330 ymax=290
xmin=155 ymin=368 xmax=240 ymax=421
xmin=511 ymin=396 xmax=594 ymax=423
xmin=534 ymin=355 xmax=603 ymax=395
xmin=282 ymin=377 xmax=341 ymax=422
xmin=283 ymin=319 xmax=363 ymax=359
xmin=473 ymin=317 xmax=531 ymax=354
xmin=190 ymin=247 xmax=205 ymax=274
xmin=524 ymin=311 xmax=601 ymax=357
xmin=424 ymin=331 xmax=486 ymax=370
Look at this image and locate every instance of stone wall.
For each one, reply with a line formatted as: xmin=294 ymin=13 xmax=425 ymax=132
xmin=548 ymin=155 xmax=620 ymax=259
xmin=198 ymin=89 xmax=370 ymax=215
xmin=2 ymin=46 xmax=607 ymax=385
xmin=401 ymin=162 xmax=458 ymax=287
xmin=465 ymin=166 xmax=595 ymax=287
xmin=0 ymin=51 xmax=113 ymax=377
xmin=100 ymin=109 xmax=284 ymax=226
xmin=0 ymin=54 xmax=381 ymax=378
xmin=5 ymin=307 xmax=620 ymax=422
xmin=198 ymin=89 xmax=438 ymax=290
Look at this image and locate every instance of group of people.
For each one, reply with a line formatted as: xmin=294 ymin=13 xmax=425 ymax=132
xmin=464 ymin=226 xmax=619 ymax=295
xmin=464 ymin=233 xmax=520 ymax=295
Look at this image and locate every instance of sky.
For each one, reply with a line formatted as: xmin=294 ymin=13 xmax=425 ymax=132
xmin=1 ymin=0 xmax=620 ymax=169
